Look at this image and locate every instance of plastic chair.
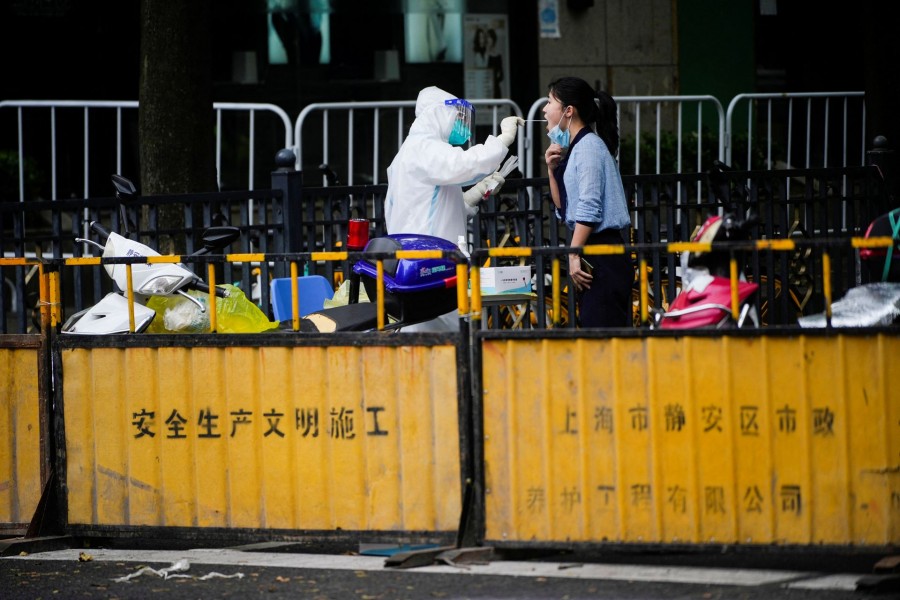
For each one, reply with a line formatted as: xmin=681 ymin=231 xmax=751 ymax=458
xmin=270 ymin=276 xmax=335 ymax=321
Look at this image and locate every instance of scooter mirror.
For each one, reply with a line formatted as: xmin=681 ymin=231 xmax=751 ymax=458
xmin=112 ymin=174 xmax=138 ymax=237
xmin=200 ymin=226 xmax=241 ymax=253
xmin=111 ymin=174 xmax=137 ymax=199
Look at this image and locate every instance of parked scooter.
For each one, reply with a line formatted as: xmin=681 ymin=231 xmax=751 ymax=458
xmin=798 ymin=206 xmax=900 ymax=328
xmin=62 ymin=176 xmax=240 ymax=334
xmin=650 ymin=162 xmax=760 ymax=329
xmin=290 ymin=233 xmax=463 ymax=333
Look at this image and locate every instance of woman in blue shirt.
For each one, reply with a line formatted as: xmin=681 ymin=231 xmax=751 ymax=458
xmin=543 ymin=77 xmax=633 ymax=327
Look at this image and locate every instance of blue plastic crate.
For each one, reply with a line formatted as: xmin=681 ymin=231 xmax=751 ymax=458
xmin=270 ymin=275 xmax=335 ymax=320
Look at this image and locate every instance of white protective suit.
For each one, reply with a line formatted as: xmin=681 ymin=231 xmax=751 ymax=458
xmin=384 ymin=86 xmax=511 ymax=332
xmin=385 ymin=86 xmax=509 ymax=243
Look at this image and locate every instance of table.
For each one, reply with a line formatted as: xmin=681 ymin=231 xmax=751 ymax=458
xmin=470 ymin=292 xmax=539 ymax=329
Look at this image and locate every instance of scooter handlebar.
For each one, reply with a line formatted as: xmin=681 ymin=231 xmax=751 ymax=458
xmin=188 ymin=280 xmax=228 ymax=298
xmin=89 ymin=221 xmax=112 ymax=241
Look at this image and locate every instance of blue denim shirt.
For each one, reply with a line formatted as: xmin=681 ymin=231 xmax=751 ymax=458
xmin=557 ymin=131 xmax=631 ymax=232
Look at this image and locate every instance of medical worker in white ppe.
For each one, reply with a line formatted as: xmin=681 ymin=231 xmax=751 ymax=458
xmin=385 ymin=85 xmax=523 ymax=243
xmin=384 ymin=85 xmax=523 ymax=331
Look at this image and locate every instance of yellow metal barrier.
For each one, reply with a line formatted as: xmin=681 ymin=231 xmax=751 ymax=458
xmin=1 ymin=256 xmax=49 ymax=534
xmin=34 ymin=234 xmax=900 ymax=549
xmin=61 ymin=341 xmax=463 ymax=535
xmin=0 ymin=336 xmax=45 ymax=534
xmin=481 ymin=333 xmax=900 ymax=547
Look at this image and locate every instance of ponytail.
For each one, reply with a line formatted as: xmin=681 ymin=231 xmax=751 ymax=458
xmin=592 ymin=90 xmax=619 ymax=157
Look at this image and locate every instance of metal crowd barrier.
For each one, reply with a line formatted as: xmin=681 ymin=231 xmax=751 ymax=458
xmin=0 ymin=100 xmax=293 ymax=201
xmin=293 ymin=99 xmax=525 ymax=185
xmin=1 ymin=92 xmax=867 ymax=210
xmin=725 ymin=92 xmax=867 ymax=170
xmin=523 ymin=95 xmax=727 ymax=178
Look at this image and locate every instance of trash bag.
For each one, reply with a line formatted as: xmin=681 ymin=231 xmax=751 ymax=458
xmin=145 ymin=284 xmax=280 ymax=333
xmin=323 ymin=278 xmax=370 ymax=309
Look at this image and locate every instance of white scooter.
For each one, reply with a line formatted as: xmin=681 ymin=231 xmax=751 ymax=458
xmin=62 ymin=176 xmax=239 ymax=334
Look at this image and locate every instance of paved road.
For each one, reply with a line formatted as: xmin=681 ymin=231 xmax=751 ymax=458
xmin=1 ymin=540 xmax=897 ymax=599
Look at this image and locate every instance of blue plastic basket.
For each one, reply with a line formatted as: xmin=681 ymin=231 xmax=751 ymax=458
xmin=270 ymin=275 xmax=335 ymax=321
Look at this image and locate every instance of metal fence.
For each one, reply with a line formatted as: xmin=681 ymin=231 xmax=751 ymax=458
xmin=0 ymin=186 xmax=290 ymax=334
xmin=293 ymin=99 xmax=525 ymax=186
xmin=2 ymin=93 xmax=867 ymax=207
xmin=523 ymin=95 xmax=727 ymax=179
xmin=283 ymin=92 xmax=866 ymax=182
xmin=725 ymin=92 xmax=867 ymax=170
xmin=0 ymin=100 xmax=293 ymax=202
xmin=4 ymin=161 xmax=889 ymax=334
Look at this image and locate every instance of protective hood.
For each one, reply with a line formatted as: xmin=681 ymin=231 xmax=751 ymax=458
xmin=411 ymin=86 xmax=457 ymax=143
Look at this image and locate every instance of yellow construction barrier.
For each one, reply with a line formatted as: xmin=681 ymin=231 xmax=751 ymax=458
xmin=0 ymin=335 xmax=46 ymax=535
xmin=60 ymin=340 xmax=464 ymax=536
xmin=481 ymin=332 xmax=900 ymax=547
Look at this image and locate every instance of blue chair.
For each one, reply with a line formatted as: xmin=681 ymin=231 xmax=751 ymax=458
xmin=270 ymin=276 xmax=335 ymax=321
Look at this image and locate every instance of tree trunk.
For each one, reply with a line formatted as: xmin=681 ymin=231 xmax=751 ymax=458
xmin=139 ymin=0 xmax=216 ymax=254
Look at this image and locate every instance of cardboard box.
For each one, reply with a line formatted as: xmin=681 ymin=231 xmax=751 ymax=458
xmin=480 ymin=266 xmax=532 ymax=294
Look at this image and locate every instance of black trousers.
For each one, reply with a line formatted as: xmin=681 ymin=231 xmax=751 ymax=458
xmin=575 ymin=229 xmax=634 ymax=328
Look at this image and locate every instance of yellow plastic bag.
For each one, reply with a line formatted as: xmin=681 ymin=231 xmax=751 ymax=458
xmin=323 ymin=278 xmax=370 ymax=309
xmin=145 ymin=284 xmax=280 ymax=333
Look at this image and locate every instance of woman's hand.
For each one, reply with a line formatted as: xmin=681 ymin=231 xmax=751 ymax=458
xmin=545 ymin=143 xmax=564 ymax=171
xmin=569 ymin=254 xmax=593 ymax=291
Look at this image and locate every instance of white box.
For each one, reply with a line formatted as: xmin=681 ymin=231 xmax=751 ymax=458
xmin=480 ymin=266 xmax=532 ymax=294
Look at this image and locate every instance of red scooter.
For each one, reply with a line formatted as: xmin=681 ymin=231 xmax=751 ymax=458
xmin=651 ymin=212 xmax=759 ymax=329
xmin=650 ymin=160 xmax=760 ymax=329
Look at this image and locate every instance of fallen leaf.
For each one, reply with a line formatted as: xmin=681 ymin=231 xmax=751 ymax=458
xmin=275 ymin=576 xmax=290 ymax=583
xmin=78 ymin=552 xmax=93 ymax=562
xmin=18 ymin=551 xmax=28 ymax=556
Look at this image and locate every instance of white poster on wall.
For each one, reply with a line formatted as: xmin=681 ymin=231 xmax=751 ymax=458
xmin=463 ymin=14 xmax=509 ymax=105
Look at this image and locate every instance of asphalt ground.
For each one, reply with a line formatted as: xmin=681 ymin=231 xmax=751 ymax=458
xmin=1 ymin=538 xmax=898 ymax=600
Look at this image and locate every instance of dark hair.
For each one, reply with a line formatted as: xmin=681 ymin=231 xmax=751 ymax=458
xmin=548 ymin=77 xmax=619 ymax=157
xmin=473 ymin=28 xmax=486 ymax=53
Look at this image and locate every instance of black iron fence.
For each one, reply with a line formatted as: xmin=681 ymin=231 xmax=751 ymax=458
xmin=1 ymin=187 xmax=288 ymax=334
xmin=2 ymin=162 xmax=893 ymax=334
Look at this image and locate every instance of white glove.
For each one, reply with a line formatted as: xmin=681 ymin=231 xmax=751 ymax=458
xmin=463 ymin=177 xmax=490 ymax=207
xmin=498 ymin=116 xmax=525 ymax=147
xmin=463 ymin=172 xmax=505 ymax=207
xmin=483 ymin=171 xmax=506 ymax=196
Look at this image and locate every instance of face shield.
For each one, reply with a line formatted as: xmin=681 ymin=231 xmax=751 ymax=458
xmin=444 ymin=98 xmax=475 ymax=146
